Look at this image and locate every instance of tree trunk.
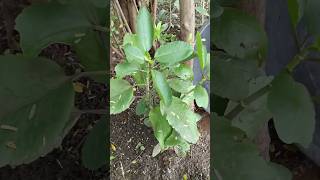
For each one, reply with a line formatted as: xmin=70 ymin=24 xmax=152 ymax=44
xmin=237 ymin=0 xmax=270 ymax=160
xmin=180 ymin=0 xmax=195 ymax=67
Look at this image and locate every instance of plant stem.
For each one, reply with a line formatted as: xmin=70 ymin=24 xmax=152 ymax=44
xmin=225 ymin=84 xmax=271 ymax=120
xmin=146 ymin=63 xmax=152 ymax=108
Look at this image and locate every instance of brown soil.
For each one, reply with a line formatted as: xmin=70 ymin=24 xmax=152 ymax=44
xmin=110 ymin=102 xmax=210 ymax=180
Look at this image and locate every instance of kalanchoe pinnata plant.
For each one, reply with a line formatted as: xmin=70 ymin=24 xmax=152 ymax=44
xmin=110 ymin=7 xmax=210 ymax=156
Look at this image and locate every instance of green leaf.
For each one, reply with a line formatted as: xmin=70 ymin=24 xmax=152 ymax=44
xmin=212 ymin=8 xmax=267 ymax=59
xmin=149 ymin=107 xmax=172 ymax=149
xmin=123 ymin=44 xmax=145 ymax=64
xmin=195 ymin=6 xmax=209 ymax=16
xmin=73 ymin=30 xmax=107 ymax=83
xmin=115 ymin=61 xmax=140 ymax=79
xmin=212 ymin=53 xmax=259 ymax=100
xmin=110 ymin=79 xmax=134 ymax=114
xmin=135 ymin=99 xmax=148 ymax=115
xmin=304 ymin=0 xmax=320 ymax=37
xmin=213 ymin=2 xmax=224 ymax=18
xmin=172 ymin=64 xmax=193 ymax=80
xmin=194 ymin=85 xmax=209 ymax=109
xmin=137 ymin=7 xmax=153 ymax=51
xmin=213 ymin=115 xmax=292 ymax=180
xmin=81 ymin=117 xmax=107 ymax=170
xmin=155 ymin=41 xmax=193 ymax=64
xmin=15 ymin=1 xmax=105 ymax=56
xmin=165 ymin=97 xmax=200 ymax=144
xmin=287 ymin=0 xmax=305 ymax=28
xmin=151 ymin=70 xmax=172 ymax=106
xmin=196 ymin=32 xmax=207 ymax=70
xmin=267 ymin=72 xmax=315 ymax=147
xmin=168 ymin=79 xmax=195 ymax=94
xmin=225 ymin=76 xmax=273 ymax=139
xmin=123 ymin=34 xmax=139 ymax=47
xmin=0 ymin=55 xmax=74 ymax=167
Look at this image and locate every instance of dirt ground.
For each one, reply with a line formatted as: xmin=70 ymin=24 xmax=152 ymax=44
xmin=110 ymin=102 xmax=210 ymax=180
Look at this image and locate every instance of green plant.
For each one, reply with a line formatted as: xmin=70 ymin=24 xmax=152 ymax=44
xmin=0 ymin=0 xmax=107 ymax=170
xmin=213 ymin=1 xmax=320 ymax=179
xmin=111 ymin=7 xmax=210 ymax=156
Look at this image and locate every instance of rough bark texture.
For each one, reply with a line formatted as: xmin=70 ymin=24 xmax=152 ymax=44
xmin=238 ymin=0 xmax=270 ymax=160
xmin=150 ymin=0 xmax=157 ymax=23
xmin=118 ymin=0 xmax=137 ymax=33
xmin=180 ymin=0 xmax=195 ymax=67
xmin=127 ymin=0 xmax=137 ymax=33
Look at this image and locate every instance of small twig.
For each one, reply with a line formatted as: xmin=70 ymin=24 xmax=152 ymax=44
xmin=111 ymin=45 xmax=124 ymax=58
xmin=225 ymin=84 xmax=271 ymax=120
xmin=113 ymin=0 xmax=132 ymax=34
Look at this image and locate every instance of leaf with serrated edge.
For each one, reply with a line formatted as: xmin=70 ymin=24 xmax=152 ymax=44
xmin=110 ymin=79 xmax=134 ymax=114
xmin=155 ymin=41 xmax=193 ymax=64
xmin=168 ymin=79 xmax=195 ymax=94
xmin=149 ymin=107 xmax=172 ymax=149
xmin=165 ymin=97 xmax=200 ymax=143
xmin=194 ymin=85 xmax=209 ymax=108
xmin=123 ymin=44 xmax=145 ymax=64
xmin=0 ymin=55 xmax=74 ymax=167
xmin=137 ymin=7 xmax=153 ymax=51
xmin=151 ymin=70 xmax=172 ymax=106
xmin=267 ymin=72 xmax=315 ymax=147
xmin=115 ymin=61 xmax=139 ymax=79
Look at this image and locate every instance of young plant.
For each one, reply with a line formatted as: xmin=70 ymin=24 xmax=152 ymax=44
xmin=111 ymin=7 xmax=210 ymax=156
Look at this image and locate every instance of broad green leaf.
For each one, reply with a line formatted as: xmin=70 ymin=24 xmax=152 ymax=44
xmin=151 ymin=70 xmax=172 ymax=106
xmin=149 ymin=107 xmax=172 ymax=149
xmin=212 ymin=53 xmax=259 ymax=100
xmin=168 ymin=79 xmax=195 ymax=94
xmin=212 ymin=8 xmax=267 ymax=59
xmin=286 ymin=0 xmax=306 ymax=28
xmin=123 ymin=34 xmax=139 ymax=47
xmin=154 ymin=41 xmax=193 ymax=64
xmin=213 ymin=115 xmax=292 ymax=180
xmin=267 ymin=72 xmax=315 ymax=147
xmin=181 ymin=91 xmax=195 ymax=105
xmin=123 ymin=44 xmax=145 ymax=64
xmin=135 ymin=99 xmax=148 ymax=115
xmin=110 ymin=79 xmax=134 ymax=114
xmin=194 ymin=85 xmax=209 ymax=109
xmin=195 ymin=6 xmax=209 ymax=16
xmin=196 ymin=32 xmax=207 ymax=70
xmin=213 ymin=2 xmax=224 ymax=18
xmin=304 ymin=0 xmax=320 ymax=36
xmin=165 ymin=130 xmax=189 ymax=147
xmin=115 ymin=61 xmax=139 ymax=79
xmin=73 ymin=30 xmax=107 ymax=83
xmin=225 ymin=76 xmax=273 ymax=139
xmin=172 ymin=64 xmax=193 ymax=80
xmin=165 ymin=97 xmax=201 ymax=144
xmin=0 ymin=55 xmax=74 ymax=167
xmin=81 ymin=117 xmax=107 ymax=170
xmin=15 ymin=1 xmax=105 ymax=56
xmin=137 ymin=7 xmax=153 ymax=51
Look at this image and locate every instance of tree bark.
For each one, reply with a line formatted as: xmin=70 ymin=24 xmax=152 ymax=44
xmin=237 ymin=0 xmax=270 ymax=160
xmin=180 ymin=0 xmax=195 ymax=67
